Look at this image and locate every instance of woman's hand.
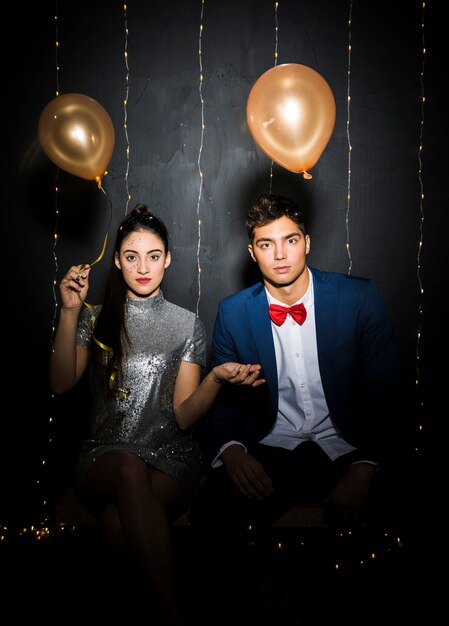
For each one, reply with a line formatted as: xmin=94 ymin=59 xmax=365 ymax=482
xmin=174 ymin=363 xmax=265 ymax=430
xmin=60 ymin=264 xmax=91 ymax=310
xmin=211 ymin=363 xmax=265 ymax=387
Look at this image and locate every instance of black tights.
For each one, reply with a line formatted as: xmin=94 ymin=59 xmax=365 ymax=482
xmin=78 ymin=450 xmax=190 ymax=625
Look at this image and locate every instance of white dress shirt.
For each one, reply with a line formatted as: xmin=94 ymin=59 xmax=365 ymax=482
xmin=260 ymin=268 xmax=356 ymax=460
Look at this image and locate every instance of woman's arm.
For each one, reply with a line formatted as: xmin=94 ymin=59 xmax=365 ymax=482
xmin=173 ymin=361 xmax=265 ymax=430
xmin=49 ymin=264 xmax=91 ymax=394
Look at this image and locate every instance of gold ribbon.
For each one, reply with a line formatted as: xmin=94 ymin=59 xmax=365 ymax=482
xmin=76 ymin=182 xmax=131 ymax=401
xmin=76 ymin=180 xmax=111 ymax=280
xmin=107 ymin=367 xmax=131 ymax=401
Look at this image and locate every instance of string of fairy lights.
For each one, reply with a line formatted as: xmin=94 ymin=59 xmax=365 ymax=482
xmin=1 ymin=3 xmax=426 ymax=573
xmin=50 ymin=9 xmax=61 ymax=348
xmin=415 ymin=1 xmax=426 ymax=449
xmin=345 ymin=1 xmax=353 ymax=275
xmin=17 ymin=2 xmax=117 ymax=540
xmin=194 ymin=0 xmax=206 ymax=318
xmin=123 ymin=3 xmax=132 ymax=215
xmin=269 ymin=1 xmax=280 ymax=194
xmin=35 ymin=4 xmax=66 ymax=533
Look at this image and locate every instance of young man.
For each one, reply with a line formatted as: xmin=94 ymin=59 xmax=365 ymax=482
xmin=191 ymin=194 xmax=410 ymax=533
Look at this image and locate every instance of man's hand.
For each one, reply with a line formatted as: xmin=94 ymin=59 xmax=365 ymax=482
xmin=221 ymin=444 xmax=273 ymax=500
xmin=322 ymin=462 xmax=376 ymax=529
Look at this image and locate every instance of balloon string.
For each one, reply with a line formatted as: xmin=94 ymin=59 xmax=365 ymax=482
xmin=88 ymin=177 xmax=112 ymax=267
xmin=76 ymin=180 xmax=112 ymax=313
xmin=108 ymin=368 xmax=131 ymax=400
xmin=76 ymin=180 xmax=130 ymax=399
xmin=91 ymin=335 xmax=131 ymax=400
xmin=74 ymin=179 xmax=112 ymax=284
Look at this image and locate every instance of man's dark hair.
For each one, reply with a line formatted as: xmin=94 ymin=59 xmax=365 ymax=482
xmin=245 ymin=194 xmax=306 ymax=240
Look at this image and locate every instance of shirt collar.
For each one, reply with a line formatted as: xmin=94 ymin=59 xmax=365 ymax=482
xmin=265 ymin=267 xmax=314 ymax=309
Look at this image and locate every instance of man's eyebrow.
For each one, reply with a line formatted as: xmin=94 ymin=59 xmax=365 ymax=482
xmin=255 ymin=232 xmax=301 ymax=244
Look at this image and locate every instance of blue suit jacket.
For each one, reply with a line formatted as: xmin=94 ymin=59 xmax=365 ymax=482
xmin=201 ymin=266 xmax=405 ymax=465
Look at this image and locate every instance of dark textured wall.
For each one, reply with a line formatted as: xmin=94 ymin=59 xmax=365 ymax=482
xmin=3 ymin=1 xmax=445 ymax=521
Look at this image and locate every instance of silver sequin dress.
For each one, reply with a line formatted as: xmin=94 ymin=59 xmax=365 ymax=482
xmin=74 ymin=293 xmax=206 ymax=495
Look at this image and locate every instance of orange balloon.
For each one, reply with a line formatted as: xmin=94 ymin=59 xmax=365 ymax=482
xmin=247 ymin=64 xmax=336 ymax=178
xmin=38 ymin=93 xmax=115 ymax=181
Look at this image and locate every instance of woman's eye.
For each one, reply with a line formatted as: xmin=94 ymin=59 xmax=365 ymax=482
xmin=150 ymin=255 xmax=161 ymax=261
xmin=125 ymin=255 xmax=136 ymax=262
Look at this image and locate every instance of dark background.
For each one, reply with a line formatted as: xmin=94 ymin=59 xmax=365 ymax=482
xmin=2 ymin=0 xmax=446 ymax=525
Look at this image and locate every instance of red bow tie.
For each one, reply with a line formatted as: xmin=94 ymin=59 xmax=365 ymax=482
xmin=269 ymin=303 xmax=307 ymax=326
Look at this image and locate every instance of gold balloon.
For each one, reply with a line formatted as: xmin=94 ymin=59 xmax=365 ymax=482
xmin=38 ymin=93 xmax=115 ymax=181
xmin=247 ymin=64 xmax=336 ymax=178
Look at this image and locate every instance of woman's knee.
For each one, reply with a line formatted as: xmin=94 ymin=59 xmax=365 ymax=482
xmin=114 ymin=452 xmax=150 ymax=495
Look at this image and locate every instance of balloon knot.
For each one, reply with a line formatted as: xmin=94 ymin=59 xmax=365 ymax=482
xmin=302 ymin=171 xmax=313 ymax=180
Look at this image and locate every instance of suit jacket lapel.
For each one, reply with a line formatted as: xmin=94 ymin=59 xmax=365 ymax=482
xmin=311 ymin=268 xmax=338 ymax=399
xmin=245 ymin=285 xmax=279 ymax=409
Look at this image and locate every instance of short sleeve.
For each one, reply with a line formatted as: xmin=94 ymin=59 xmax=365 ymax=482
xmin=76 ymin=304 xmax=100 ymax=349
xmin=182 ymin=317 xmax=207 ymax=368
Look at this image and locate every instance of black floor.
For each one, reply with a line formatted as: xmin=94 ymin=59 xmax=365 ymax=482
xmin=1 ymin=517 xmax=436 ymax=625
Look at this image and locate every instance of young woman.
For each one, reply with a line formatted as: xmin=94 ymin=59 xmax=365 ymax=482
xmin=49 ymin=203 xmax=264 ymax=625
